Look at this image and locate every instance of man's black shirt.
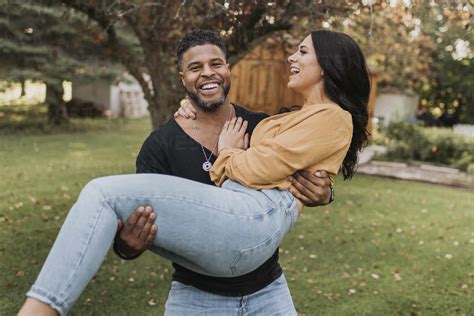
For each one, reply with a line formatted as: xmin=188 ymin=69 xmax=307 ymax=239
xmin=135 ymin=105 xmax=283 ymax=296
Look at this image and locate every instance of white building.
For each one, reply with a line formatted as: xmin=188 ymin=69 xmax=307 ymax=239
xmin=72 ymin=73 xmax=149 ymax=118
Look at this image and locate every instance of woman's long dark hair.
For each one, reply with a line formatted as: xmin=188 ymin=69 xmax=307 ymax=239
xmin=311 ymin=30 xmax=370 ymax=180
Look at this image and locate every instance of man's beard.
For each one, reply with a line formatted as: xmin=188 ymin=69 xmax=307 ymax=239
xmin=186 ymin=83 xmax=231 ymax=112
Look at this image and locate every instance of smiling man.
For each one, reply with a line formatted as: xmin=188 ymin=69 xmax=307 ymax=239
xmin=180 ymin=44 xmax=231 ymax=113
xmin=113 ymin=30 xmax=333 ymax=315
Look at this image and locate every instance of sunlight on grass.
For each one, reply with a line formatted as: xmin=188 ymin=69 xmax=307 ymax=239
xmin=0 ymin=80 xmax=72 ymax=107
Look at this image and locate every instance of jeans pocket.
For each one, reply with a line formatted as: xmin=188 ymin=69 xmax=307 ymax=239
xmin=229 ymin=228 xmax=281 ymax=276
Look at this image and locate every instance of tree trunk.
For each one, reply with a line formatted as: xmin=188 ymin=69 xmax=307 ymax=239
xmin=147 ymin=82 xmax=181 ymax=130
xmin=130 ymin=45 xmax=182 ymax=130
xmin=46 ymin=82 xmax=69 ymax=125
xmin=20 ymin=80 xmax=26 ymax=97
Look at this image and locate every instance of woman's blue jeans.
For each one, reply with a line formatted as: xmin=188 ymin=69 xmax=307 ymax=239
xmin=26 ymin=174 xmax=298 ymax=315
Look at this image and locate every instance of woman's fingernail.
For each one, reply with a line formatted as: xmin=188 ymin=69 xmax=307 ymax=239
xmin=315 ymin=171 xmax=322 ymax=177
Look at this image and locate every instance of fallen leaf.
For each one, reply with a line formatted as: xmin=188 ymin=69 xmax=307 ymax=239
xmin=394 ymin=272 xmax=402 ymax=281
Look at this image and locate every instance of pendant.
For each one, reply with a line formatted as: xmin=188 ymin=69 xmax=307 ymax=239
xmin=202 ymin=161 xmax=212 ymax=171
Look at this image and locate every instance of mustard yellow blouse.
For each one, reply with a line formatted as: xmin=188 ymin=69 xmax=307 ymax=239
xmin=210 ymin=103 xmax=353 ymax=191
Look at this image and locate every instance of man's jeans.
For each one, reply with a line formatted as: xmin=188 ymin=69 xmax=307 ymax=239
xmin=26 ymin=174 xmax=298 ymax=315
xmin=165 ymin=274 xmax=297 ymax=316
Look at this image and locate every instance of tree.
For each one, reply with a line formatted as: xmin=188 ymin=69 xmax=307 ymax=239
xmin=45 ymin=0 xmax=357 ymax=129
xmin=330 ymin=0 xmax=473 ymax=123
xmin=0 ymin=1 xmax=123 ymax=124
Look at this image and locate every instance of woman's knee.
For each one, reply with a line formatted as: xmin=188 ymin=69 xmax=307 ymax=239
xmin=79 ymin=177 xmax=110 ymax=200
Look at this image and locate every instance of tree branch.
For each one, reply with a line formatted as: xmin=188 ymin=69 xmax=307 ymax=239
xmin=61 ymin=0 xmax=154 ymax=100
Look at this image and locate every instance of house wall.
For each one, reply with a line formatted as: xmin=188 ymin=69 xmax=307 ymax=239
xmin=72 ymin=76 xmax=149 ymax=118
xmin=374 ymin=93 xmax=419 ymax=125
xmin=72 ymin=79 xmax=111 ymax=109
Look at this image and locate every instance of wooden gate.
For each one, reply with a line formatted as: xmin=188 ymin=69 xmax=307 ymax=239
xmin=229 ymin=40 xmax=303 ymax=114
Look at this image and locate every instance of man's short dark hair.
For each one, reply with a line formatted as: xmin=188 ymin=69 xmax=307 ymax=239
xmin=176 ymin=30 xmax=226 ymax=70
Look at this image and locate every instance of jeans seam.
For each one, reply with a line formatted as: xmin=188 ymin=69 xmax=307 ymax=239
xmin=229 ymin=228 xmax=281 ymax=276
xmin=102 ymin=193 xmax=273 ymax=219
xmin=60 ymin=182 xmax=110 ymax=304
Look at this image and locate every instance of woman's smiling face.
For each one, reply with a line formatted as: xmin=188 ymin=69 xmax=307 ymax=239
xmin=287 ymin=35 xmax=324 ymax=97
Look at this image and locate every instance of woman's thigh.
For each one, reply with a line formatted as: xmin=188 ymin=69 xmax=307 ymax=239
xmin=91 ymin=174 xmax=291 ymax=276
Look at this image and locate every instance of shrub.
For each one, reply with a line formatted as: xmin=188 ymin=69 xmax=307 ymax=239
xmin=376 ymin=121 xmax=474 ymax=171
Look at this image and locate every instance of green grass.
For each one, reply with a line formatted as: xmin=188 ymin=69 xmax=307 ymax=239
xmin=0 ymin=118 xmax=473 ymax=315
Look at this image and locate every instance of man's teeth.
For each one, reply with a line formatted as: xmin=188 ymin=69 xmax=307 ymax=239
xmin=201 ymin=83 xmax=220 ymax=90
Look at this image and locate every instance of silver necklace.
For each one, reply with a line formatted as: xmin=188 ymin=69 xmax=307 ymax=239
xmin=200 ymin=105 xmax=235 ymax=172
xmin=200 ymin=142 xmax=218 ymax=171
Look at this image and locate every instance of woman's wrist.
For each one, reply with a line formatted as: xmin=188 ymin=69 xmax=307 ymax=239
xmin=217 ymin=146 xmax=232 ymax=155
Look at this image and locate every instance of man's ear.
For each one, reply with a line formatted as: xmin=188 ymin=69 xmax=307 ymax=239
xmin=179 ymin=71 xmax=185 ymax=85
xmin=226 ymin=63 xmax=230 ymax=69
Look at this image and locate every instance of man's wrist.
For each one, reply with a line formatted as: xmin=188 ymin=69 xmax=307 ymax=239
xmin=113 ymin=240 xmax=142 ymax=260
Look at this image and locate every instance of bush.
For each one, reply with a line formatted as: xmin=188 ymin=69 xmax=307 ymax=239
xmin=376 ymin=121 xmax=474 ymax=171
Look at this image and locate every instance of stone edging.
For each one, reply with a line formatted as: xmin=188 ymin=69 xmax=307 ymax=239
xmin=357 ymin=160 xmax=474 ymax=190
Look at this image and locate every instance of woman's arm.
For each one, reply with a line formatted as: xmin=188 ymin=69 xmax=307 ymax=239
xmin=210 ymin=108 xmax=352 ymax=188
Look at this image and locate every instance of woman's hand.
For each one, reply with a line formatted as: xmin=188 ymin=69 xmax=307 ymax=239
xmin=218 ymin=117 xmax=249 ymax=154
xmin=174 ymin=98 xmax=197 ymax=120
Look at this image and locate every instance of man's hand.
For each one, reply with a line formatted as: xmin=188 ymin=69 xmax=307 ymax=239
xmin=288 ymin=170 xmax=332 ymax=207
xmin=114 ymin=206 xmax=157 ymax=259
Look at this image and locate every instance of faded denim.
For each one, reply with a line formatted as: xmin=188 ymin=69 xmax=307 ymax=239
xmin=27 ymin=174 xmax=298 ymax=315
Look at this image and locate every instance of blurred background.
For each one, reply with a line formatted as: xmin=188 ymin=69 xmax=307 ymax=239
xmin=1 ymin=1 xmax=473 ymax=315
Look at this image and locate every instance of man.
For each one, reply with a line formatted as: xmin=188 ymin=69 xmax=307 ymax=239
xmin=113 ymin=30 xmax=333 ymax=315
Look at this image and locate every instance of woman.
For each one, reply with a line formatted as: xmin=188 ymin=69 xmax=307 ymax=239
xmin=19 ymin=30 xmax=369 ymax=315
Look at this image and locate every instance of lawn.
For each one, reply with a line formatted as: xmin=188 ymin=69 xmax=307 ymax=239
xmin=0 ymin=117 xmax=473 ymax=315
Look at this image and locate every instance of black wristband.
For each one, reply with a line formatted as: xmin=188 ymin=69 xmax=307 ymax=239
xmin=112 ymin=241 xmax=142 ymax=260
xmin=328 ymin=184 xmax=335 ymax=203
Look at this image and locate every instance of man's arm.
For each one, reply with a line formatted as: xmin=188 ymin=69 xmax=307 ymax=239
xmin=288 ymin=170 xmax=333 ymax=207
xmin=113 ymin=133 xmax=171 ymax=260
